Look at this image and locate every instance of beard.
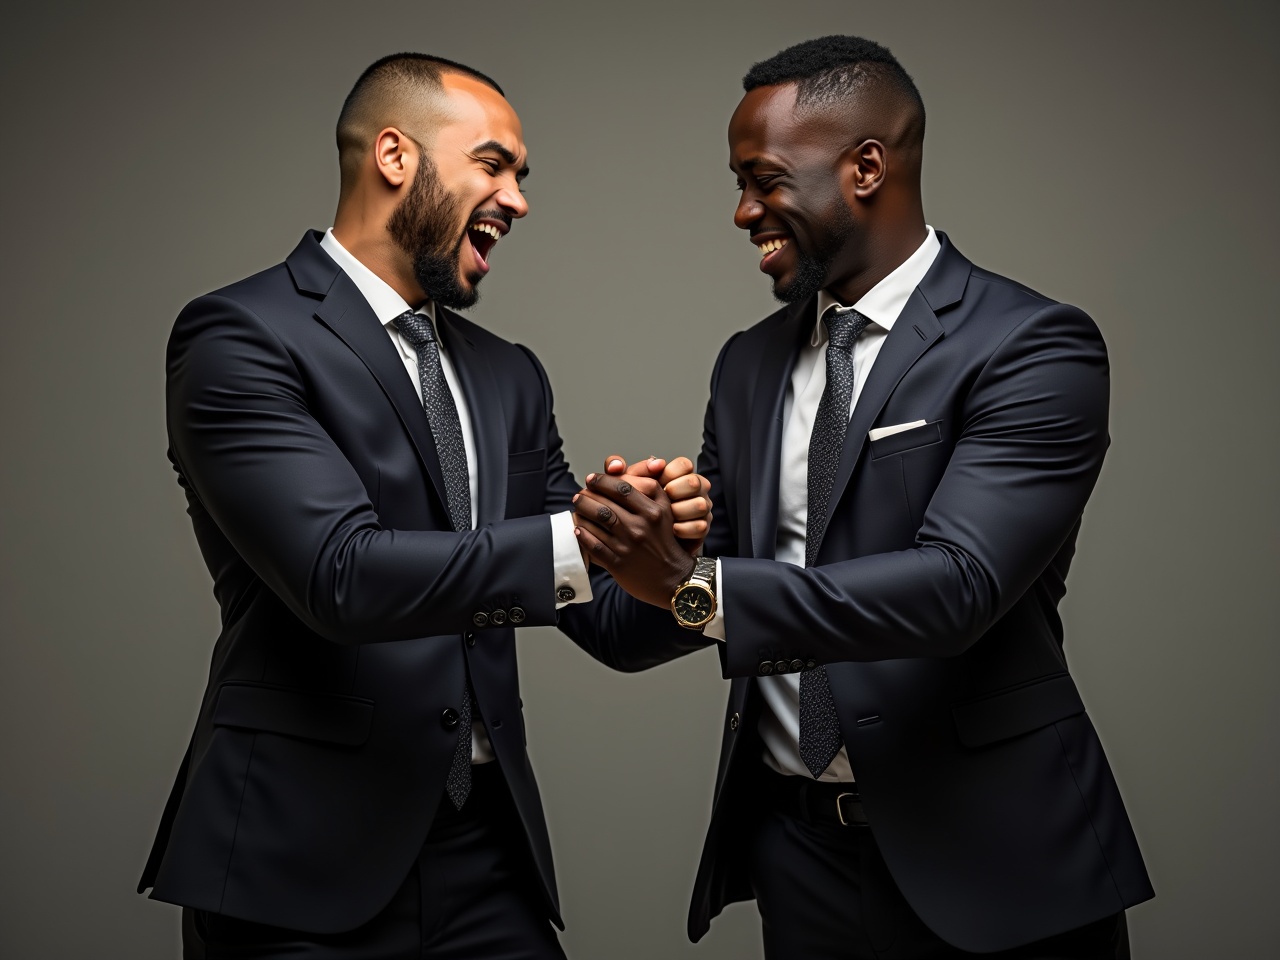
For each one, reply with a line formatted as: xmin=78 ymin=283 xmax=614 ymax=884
xmin=772 ymin=197 xmax=858 ymax=305
xmin=386 ymin=152 xmax=480 ymax=309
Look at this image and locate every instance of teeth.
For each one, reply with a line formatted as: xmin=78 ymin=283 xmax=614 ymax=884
xmin=757 ymin=238 xmax=788 ymax=257
xmin=471 ymin=223 xmax=502 ymax=240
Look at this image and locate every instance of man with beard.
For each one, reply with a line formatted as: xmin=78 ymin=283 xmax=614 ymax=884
xmin=573 ymin=36 xmax=1153 ymax=958
xmin=138 ymin=53 xmax=712 ymax=959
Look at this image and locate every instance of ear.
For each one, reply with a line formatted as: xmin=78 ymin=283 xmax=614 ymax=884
xmin=841 ymin=139 xmax=887 ymax=201
xmin=374 ymin=127 xmax=416 ymax=188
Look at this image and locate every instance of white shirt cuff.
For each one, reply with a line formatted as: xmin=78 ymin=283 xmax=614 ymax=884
xmin=703 ymin=557 xmax=726 ymax=641
xmin=549 ymin=511 xmax=593 ymax=608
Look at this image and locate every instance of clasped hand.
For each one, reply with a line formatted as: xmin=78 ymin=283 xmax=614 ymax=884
xmin=572 ymin=455 xmax=712 ymax=609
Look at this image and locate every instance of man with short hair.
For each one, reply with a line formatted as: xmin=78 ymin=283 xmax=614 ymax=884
xmin=574 ymin=36 xmax=1154 ymax=958
xmin=138 ymin=53 xmax=710 ymax=959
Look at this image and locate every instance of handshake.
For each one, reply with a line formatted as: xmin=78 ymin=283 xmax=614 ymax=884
xmin=571 ymin=454 xmax=712 ymax=612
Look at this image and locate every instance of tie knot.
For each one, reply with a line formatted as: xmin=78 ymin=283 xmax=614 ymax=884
xmin=822 ymin=305 xmax=870 ymax=351
xmin=395 ymin=309 xmax=436 ymax=350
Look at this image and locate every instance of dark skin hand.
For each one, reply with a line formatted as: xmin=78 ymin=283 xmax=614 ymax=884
xmin=601 ymin=454 xmax=712 ymax=552
xmin=573 ymin=472 xmax=699 ymax=609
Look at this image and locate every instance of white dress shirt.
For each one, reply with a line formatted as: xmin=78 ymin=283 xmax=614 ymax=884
xmin=319 ymin=229 xmax=592 ymax=763
xmin=704 ymin=227 xmax=941 ymax=781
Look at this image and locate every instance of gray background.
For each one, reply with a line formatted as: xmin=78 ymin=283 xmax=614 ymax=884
xmin=1 ymin=1 xmax=1276 ymax=957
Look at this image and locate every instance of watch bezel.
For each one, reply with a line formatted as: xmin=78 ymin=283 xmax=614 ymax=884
xmin=671 ymin=581 xmax=716 ymax=629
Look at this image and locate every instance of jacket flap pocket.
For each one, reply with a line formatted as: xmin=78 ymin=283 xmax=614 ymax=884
xmin=952 ymin=674 xmax=1084 ymax=748
xmin=507 ymin=447 xmax=546 ymax=475
xmin=869 ymin=420 xmax=942 ymax=459
xmin=213 ymin=681 xmax=374 ymax=746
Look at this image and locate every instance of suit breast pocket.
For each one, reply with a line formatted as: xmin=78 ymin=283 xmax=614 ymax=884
xmin=868 ymin=420 xmax=943 ymax=459
xmin=505 ymin=447 xmax=547 ymax=518
xmin=866 ymin=420 xmax=948 ymax=533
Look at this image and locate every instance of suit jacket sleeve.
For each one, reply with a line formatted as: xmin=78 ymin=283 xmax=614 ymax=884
xmin=166 ymin=293 xmax=557 ymax=644
xmin=716 ymin=303 xmax=1110 ymax=678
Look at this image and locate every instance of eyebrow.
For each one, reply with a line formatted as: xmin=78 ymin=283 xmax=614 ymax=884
xmin=473 ymin=139 xmax=529 ymax=180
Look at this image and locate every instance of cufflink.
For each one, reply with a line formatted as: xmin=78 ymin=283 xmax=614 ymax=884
xmin=556 ymin=586 xmax=576 ymax=603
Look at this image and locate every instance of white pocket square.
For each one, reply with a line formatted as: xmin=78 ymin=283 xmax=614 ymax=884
xmin=868 ymin=420 xmax=927 ymax=442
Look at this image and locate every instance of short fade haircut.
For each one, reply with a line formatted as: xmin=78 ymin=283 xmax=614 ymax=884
xmin=743 ymin=35 xmax=925 ymax=146
xmin=336 ymin=53 xmax=504 ymax=193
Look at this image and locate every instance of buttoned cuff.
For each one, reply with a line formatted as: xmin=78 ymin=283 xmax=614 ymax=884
xmin=703 ymin=558 xmax=726 ymax=641
xmin=549 ymin=511 xmax=593 ymax=608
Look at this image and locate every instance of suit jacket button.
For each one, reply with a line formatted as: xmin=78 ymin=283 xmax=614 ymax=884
xmin=472 ymin=611 xmax=489 ymax=628
xmin=790 ymin=659 xmax=804 ymax=673
xmin=556 ymin=585 xmax=576 ymax=603
xmin=806 ymin=659 xmax=817 ymax=671
xmin=441 ymin=708 xmax=460 ymax=730
xmin=490 ymin=609 xmax=507 ymax=626
xmin=509 ymin=606 xmax=526 ymax=624
xmin=758 ymin=661 xmax=773 ymax=676
xmin=774 ymin=660 xmax=790 ymax=675
xmin=729 ymin=712 xmax=740 ymax=732
xmin=465 ymin=633 xmax=476 ymax=648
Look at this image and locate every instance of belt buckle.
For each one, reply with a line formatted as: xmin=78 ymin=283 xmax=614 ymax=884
xmin=835 ymin=791 xmax=860 ymax=827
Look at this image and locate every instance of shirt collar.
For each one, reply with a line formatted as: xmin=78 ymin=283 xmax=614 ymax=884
xmin=812 ymin=225 xmax=941 ymax=346
xmin=319 ymin=228 xmax=437 ymax=333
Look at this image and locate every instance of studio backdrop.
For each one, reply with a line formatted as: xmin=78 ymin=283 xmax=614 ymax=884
xmin=1 ymin=2 xmax=1276 ymax=957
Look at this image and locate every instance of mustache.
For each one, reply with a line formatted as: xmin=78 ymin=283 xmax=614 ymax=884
xmin=468 ymin=208 xmax=512 ymax=230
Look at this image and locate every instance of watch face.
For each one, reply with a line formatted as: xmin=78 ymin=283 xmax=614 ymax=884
xmin=674 ymin=585 xmax=714 ymax=625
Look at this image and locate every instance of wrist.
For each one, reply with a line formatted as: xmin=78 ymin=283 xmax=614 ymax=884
xmin=667 ymin=554 xmax=697 ymax=599
xmin=670 ymin=555 xmax=717 ymax=629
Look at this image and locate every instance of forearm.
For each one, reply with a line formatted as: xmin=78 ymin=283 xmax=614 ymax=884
xmin=558 ymin=567 xmax=713 ymax=673
xmin=170 ymin=295 xmax=561 ymax=644
xmin=715 ymin=302 xmax=1110 ymax=676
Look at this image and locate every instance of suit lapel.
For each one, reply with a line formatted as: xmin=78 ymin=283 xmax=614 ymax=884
xmin=747 ymin=299 xmax=811 ymax=560
xmin=436 ymin=310 xmax=507 ymax=527
xmin=812 ymin=291 xmax=943 ymax=554
xmin=309 ymin=267 xmax=450 ymax=513
xmin=812 ymin=235 xmax=975 ymax=555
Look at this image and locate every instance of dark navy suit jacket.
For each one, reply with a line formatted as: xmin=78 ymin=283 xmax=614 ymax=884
xmin=138 ymin=231 xmax=701 ymax=933
xmin=685 ymin=234 xmax=1153 ymax=951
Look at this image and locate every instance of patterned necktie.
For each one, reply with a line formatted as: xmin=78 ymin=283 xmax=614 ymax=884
xmin=799 ymin=305 xmax=871 ymax=779
xmin=394 ymin=309 xmax=474 ymax=809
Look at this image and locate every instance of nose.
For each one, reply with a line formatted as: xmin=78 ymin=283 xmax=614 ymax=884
xmin=734 ymin=191 xmax=763 ymax=231
xmin=497 ymin=181 xmax=529 ymax=219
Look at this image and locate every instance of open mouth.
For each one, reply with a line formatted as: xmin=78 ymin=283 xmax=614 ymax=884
xmin=466 ymin=219 xmax=507 ymax=273
xmin=753 ymin=235 xmax=791 ymax=272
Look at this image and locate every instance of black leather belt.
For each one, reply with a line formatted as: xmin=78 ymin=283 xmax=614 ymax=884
xmin=759 ymin=766 xmax=868 ymax=827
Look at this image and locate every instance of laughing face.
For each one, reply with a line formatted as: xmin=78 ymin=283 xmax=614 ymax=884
xmin=729 ymin=84 xmax=860 ymax=304
xmin=388 ymin=74 xmax=528 ymax=309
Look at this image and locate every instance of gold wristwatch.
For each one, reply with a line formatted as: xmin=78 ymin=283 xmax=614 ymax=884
xmin=671 ymin=556 xmax=717 ymax=630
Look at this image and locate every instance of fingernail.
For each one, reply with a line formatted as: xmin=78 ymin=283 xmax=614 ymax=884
xmin=574 ymin=527 xmax=581 ymax=535
xmin=608 ymin=459 xmax=623 ymax=470
xmin=649 ymin=456 xmax=661 ymax=464
xmin=586 ymin=473 xmax=595 ymax=483
xmin=572 ymin=494 xmax=579 ymax=503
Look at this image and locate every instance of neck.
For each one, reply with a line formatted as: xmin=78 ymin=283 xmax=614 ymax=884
xmin=331 ymin=204 xmax=427 ymax=307
xmin=827 ymin=215 xmax=927 ymax=306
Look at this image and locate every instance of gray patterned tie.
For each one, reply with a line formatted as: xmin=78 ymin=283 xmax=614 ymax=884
xmin=799 ymin=305 xmax=870 ymax=779
xmin=395 ymin=309 xmax=474 ymax=809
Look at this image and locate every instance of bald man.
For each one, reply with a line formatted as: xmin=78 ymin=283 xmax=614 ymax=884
xmin=573 ymin=36 xmax=1152 ymax=959
xmin=137 ymin=53 xmax=712 ymax=959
